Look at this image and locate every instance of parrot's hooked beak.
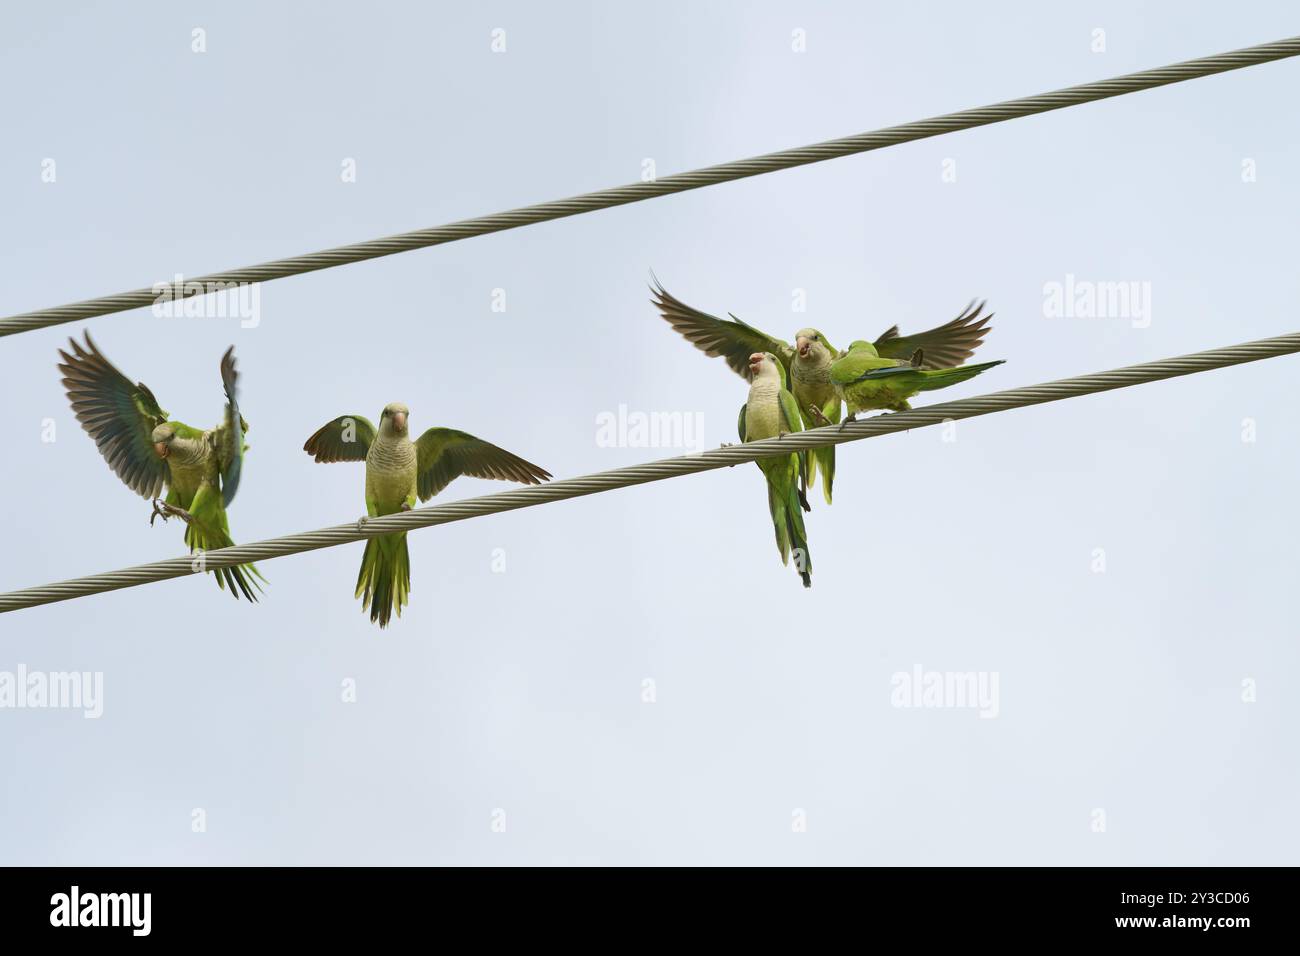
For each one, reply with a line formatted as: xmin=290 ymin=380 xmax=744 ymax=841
xmin=153 ymin=441 xmax=169 ymax=459
xmin=391 ymin=411 xmax=407 ymax=433
xmin=748 ymin=352 xmax=765 ymax=377
xmin=796 ymin=336 xmax=811 ymax=357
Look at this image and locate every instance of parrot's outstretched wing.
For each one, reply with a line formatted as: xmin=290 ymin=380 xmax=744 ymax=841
xmin=57 ymin=332 xmax=170 ymax=499
xmin=216 ymin=346 xmax=245 ymax=507
xmin=303 ymin=415 xmax=377 ymax=462
xmin=873 ymin=301 xmax=993 ymax=368
xmin=414 ymin=428 xmax=551 ymax=501
xmin=650 ymin=276 xmax=794 ymax=380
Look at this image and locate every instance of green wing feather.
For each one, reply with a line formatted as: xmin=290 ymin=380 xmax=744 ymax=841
xmin=777 ymin=388 xmax=804 ymax=434
xmin=737 ymin=403 xmax=748 ymax=442
xmin=829 ymin=350 xmax=901 ymax=387
xmin=873 ymin=301 xmax=993 ymax=368
xmin=414 ymin=428 xmax=552 ymax=501
xmin=910 ymin=360 xmax=1006 ymax=392
xmin=650 ymin=276 xmax=795 ymax=381
xmin=215 ymin=346 xmax=246 ymax=507
xmin=778 ymin=388 xmax=812 ymax=511
xmin=58 ymin=332 xmax=170 ymax=499
xmin=844 ymin=359 xmax=1006 ymax=391
xmin=303 ymin=415 xmax=377 ymax=462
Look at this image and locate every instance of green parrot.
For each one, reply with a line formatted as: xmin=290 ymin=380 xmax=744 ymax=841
xmin=829 ymin=340 xmax=1005 ymax=427
xmin=738 ymin=352 xmax=812 ymax=588
xmin=651 ymin=277 xmax=993 ymax=504
xmin=57 ymin=333 xmax=264 ymax=600
xmin=303 ymin=403 xmax=552 ymax=628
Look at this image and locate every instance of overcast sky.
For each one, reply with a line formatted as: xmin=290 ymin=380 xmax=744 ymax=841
xmin=1 ymin=2 xmax=1298 ymax=865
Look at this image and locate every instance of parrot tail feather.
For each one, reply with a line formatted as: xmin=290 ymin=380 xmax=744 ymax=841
xmin=816 ymin=445 xmax=835 ymax=506
xmin=767 ymin=484 xmax=791 ymax=565
xmin=766 ymin=472 xmax=813 ymax=588
xmin=183 ymin=487 xmax=264 ymax=602
xmin=356 ymin=532 xmax=410 ymax=629
xmin=785 ymin=481 xmax=813 ymax=589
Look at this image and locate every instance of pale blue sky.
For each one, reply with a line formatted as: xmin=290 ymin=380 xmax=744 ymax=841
xmin=1 ymin=1 xmax=1297 ymax=864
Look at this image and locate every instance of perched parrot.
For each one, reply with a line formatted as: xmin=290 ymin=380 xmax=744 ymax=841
xmin=829 ymin=340 xmax=1005 ymax=426
xmin=651 ymin=277 xmax=993 ymax=505
xmin=303 ymin=403 xmax=552 ymax=628
xmin=57 ymin=333 xmax=264 ymax=600
xmin=738 ymin=352 xmax=812 ymax=588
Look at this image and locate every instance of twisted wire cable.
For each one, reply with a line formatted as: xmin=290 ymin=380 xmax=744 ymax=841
xmin=4 ymin=331 xmax=1298 ymax=612
xmin=2 ymin=36 xmax=1298 ymax=338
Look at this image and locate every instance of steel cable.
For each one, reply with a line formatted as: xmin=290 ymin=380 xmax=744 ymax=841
xmin=3 ymin=331 xmax=1298 ymax=612
xmin=1 ymin=36 xmax=1298 ymax=337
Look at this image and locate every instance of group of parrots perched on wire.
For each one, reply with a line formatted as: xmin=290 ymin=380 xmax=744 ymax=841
xmin=57 ymin=277 xmax=1003 ymax=626
xmin=650 ymin=279 xmax=1004 ymax=589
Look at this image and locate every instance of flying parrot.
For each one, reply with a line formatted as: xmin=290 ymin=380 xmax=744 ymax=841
xmin=738 ymin=352 xmax=812 ymax=588
xmin=57 ymin=333 xmax=264 ymax=600
xmin=303 ymin=403 xmax=552 ymax=628
xmin=651 ymin=277 xmax=993 ymax=504
xmin=829 ymin=340 xmax=1005 ymax=426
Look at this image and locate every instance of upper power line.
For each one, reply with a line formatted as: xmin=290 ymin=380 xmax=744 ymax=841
xmin=1 ymin=36 xmax=1298 ymax=338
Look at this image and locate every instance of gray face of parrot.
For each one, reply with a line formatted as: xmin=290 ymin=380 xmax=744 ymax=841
xmin=381 ymin=402 xmax=410 ymax=437
xmin=151 ymin=423 xmax=175 ymax=459
xmin=748 ymin=352 xmax=779 ymax=383
xmin=794 ymin=328 xmax=830 ymax=364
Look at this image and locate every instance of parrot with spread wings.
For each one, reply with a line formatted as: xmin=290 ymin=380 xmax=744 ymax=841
xmin=303 ymin=403 xmax=552 ymax=628
xmin=58 ymin=333 xmax=263 ymax=600
xmin=651 ymin=277 xmax=994 ymax=504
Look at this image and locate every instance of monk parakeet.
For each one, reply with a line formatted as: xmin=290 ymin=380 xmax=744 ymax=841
xmin=57 ymin=333 xmax=264 ymax=600
xmin=829 ymin=340 xmax=1005 ymax=426
xmin=738 ymin=352 xmax=812 ymax=588
xmin=651 ymin=277 xmax=993 ymax=505
xmin=303 ymin=403 xmax=552 ymax=628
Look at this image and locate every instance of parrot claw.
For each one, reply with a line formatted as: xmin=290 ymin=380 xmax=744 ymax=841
xmin=150 ymin=499 xmax=194 ymax=526
xmin=838 ymin=414 xmax=857 ymax=432
xmin=356 ymin=515 xmax=370 ymax=532
xmin=807 ymin=404 xmax=832 ymax=427
xmin=400 ymin=503 xmax=413 ymax=512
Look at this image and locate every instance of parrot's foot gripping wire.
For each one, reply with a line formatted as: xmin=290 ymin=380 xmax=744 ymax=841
xmin=808 ymin=405 xmax=833 ymax=427
xmin=356 ymin=504 xmax=413 ymax=532
xmin=150 ymin=499 xmax=195 ymax=527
